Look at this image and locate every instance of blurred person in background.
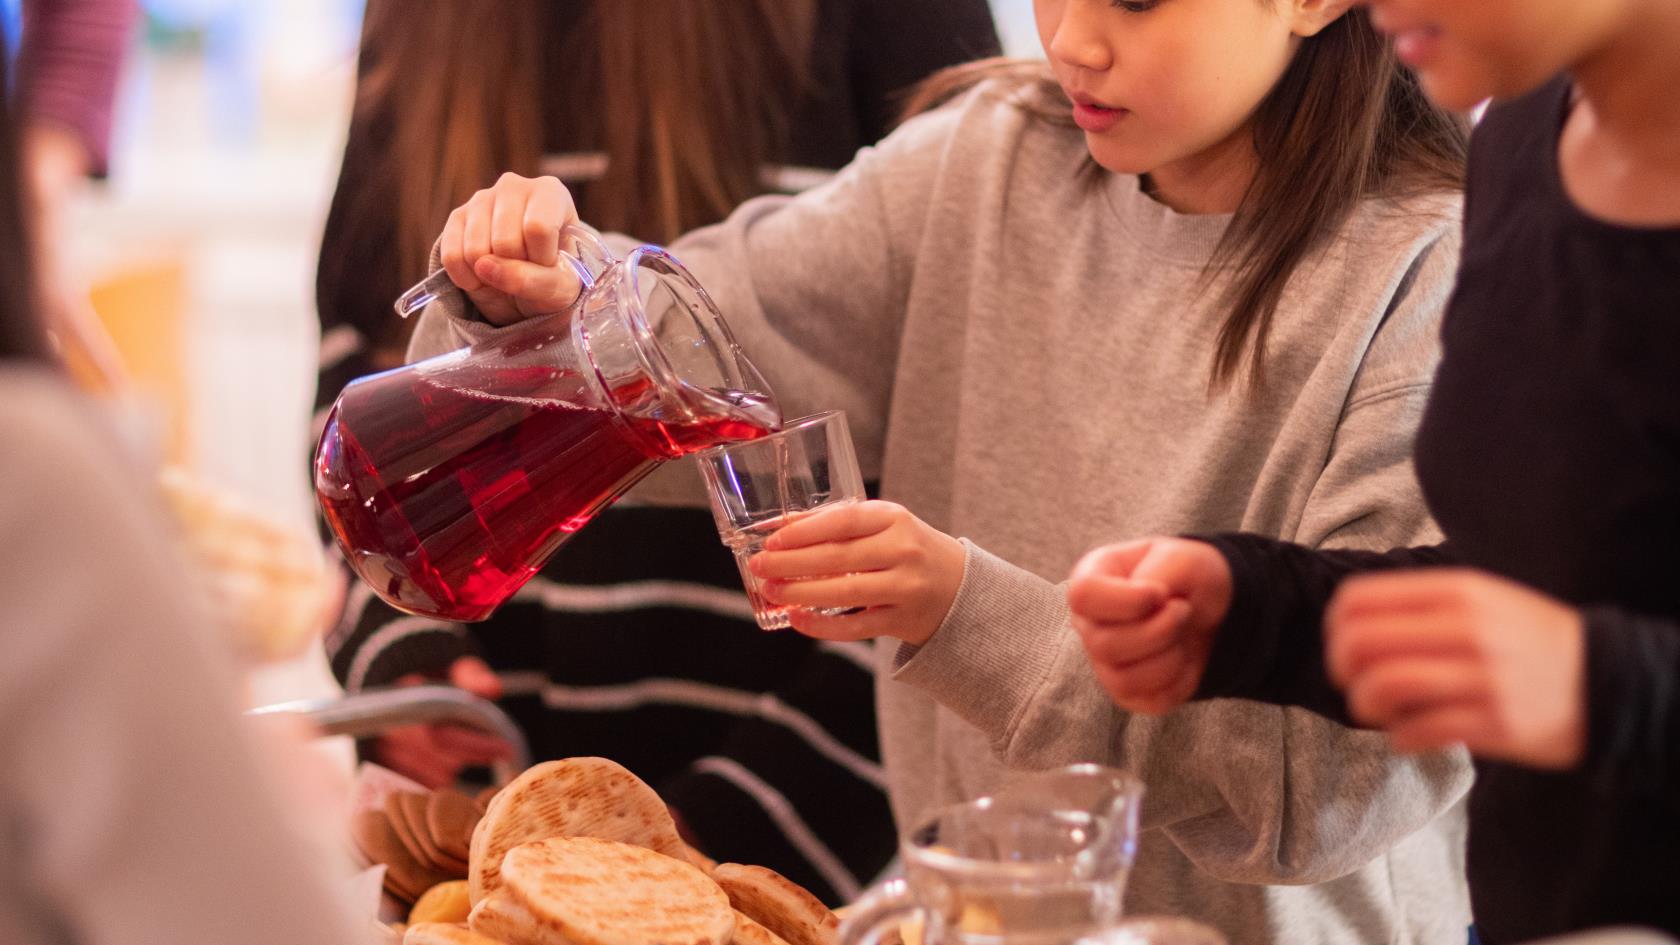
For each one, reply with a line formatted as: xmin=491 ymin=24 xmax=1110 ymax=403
xmin=0 ymin=34 xmax=367 ymax=945
xmin=14 ymin=0 xmax=139 ymax=391
xmin=314 ymin=0 xmax=999 ymax=904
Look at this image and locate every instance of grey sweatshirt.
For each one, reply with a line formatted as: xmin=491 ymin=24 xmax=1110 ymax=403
xmin=409 ymin=82 xmax=1473 ymax=945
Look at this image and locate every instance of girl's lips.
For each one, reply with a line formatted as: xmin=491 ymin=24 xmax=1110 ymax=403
xmin=1073 ymin=101 xmax=1127 ymax=133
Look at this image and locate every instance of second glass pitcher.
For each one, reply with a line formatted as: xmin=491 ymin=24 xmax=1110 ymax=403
xmin=314 ymin=225 xmax=780 ymax=622
xmin=842 ymin=765 xmax=1144 ymax=945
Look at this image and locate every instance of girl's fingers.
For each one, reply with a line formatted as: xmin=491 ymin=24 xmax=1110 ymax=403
xmin=1070 ymin=540 xmax=1154 ymax=584
xmin=1328 ymin=569 xmax=1472 ymax=622
xmin=474 ymin=256 xmax=583 ymax=315
xmin=462 ymin=190 xmax=496 ymax=274
xmin=377 ymin=733 xmax=454 ymax=789
xmin=1326 ymin=611 xmax=1477 ymax=687
xmin=1088 ymin=634 xmax=1188 ymax=696
xmin=440 ymin=206 xmax=481 ymax=292
xmin=763 ymin=571 xmax=899 ymax=610
xmin=490 ymin=186 xmax=532 ymax=261
xmin=1067 ymin=572 xmax=1167 ymax=624
xmin=752 ymin=529 xmax=898 ymax=580
xmin=429 ymin=725 xmax=513 ymax=762
xmin=524 ymin=178 xmax=574 ymax=267
xmin=1090 ymin=656 xmax=1187 ymax=715
xmin=1076 ymin=598 xmax=1192 ymax=666
xmin=449 ymin=656 xmax=504 ymax=700
xmin=788 ymin=605 xmax=900 ymax=642
xmin=765 ymin=501 xmax=898 ymax=550
xmin=1385 ymin=703 xmax=1488 ymax=755
xmin=1344 ymin=657 xmax=1487 ymax=728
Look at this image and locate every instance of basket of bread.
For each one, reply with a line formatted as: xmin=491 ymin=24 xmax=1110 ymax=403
xmin=357 ymin=757 xmax=841 ymax=945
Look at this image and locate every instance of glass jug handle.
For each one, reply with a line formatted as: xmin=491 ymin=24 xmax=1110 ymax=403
xmin=392 ymin=222 xmax=616 ymax=320
xmin=840 ymin=878 xmax=924 ymax=945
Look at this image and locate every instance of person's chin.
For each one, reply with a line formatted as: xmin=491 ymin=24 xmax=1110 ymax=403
xmin=1418 ymin=51 xmax=1531 ymax=112
xmin=1083 ymin=138 xmax=1156 ymax=177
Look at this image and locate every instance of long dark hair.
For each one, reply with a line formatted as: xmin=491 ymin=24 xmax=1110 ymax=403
xmin=0 ymin=33 xmax=45 ymax=363
xmin=905 ymin=9 xmax=1468 ymax=390
xmin=360 ymin=0 xmax=817 ymax=296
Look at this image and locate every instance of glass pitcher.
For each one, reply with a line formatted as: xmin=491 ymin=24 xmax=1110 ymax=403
xmin=314 ymin=224 xmax=780 ymax=623
xmin=843 ymin=765 xmax=1145 ymax=945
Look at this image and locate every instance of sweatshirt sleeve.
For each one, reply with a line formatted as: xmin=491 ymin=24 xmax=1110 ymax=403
xmin=0 ymin=378 xmax=364 ymax=945
xmin=1194 ymin=534 xmax=1456 ymax=721
xmin=1576 ymin=604 xmax=1680 ymax=795
xmin=893 ymin=225 xmax=1476 ymax=886
xmin=405 ymin=98 xmax=972 ymax=490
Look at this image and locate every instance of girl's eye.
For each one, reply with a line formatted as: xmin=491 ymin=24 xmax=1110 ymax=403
xmin=1111 ymin=0 xmax=1160 ymax=11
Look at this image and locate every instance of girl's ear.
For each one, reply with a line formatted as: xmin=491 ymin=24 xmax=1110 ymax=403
xmin=1287 ymin=0 xmax=1357 ymax=37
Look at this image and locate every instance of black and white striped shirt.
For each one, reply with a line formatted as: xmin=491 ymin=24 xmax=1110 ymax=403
xmin=315 ymin=0 xmax=1001 ymax=904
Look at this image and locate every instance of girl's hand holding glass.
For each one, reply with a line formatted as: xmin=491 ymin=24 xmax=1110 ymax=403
xmin=438 ymin=172 xmax=588 ymax=325
xmin=748 ymin=500 xmax=966 ymax=647
xmin=1066 ymin=538 xmax=1233 ymax=715
xmin=1327 ymin=569 xmax=1586 ymax=770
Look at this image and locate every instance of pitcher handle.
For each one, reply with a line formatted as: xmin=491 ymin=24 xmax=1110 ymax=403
xmin=393 ymin=222 xmax=615 ymax=319
xmin=840 ymin=878 xmax=923 ymax=945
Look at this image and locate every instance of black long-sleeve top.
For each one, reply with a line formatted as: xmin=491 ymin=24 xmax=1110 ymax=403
xmin=1196 ymin=78 xmax=1680 ymax=943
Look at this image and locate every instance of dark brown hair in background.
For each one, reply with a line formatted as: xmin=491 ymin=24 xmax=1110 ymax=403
xmin=0 ymin=30 xmax=46 ymax=363
xmin=360 ymin=0 xmax=817 ymax=304
xmin=904 ymin=8 xmax=1468 ymax=391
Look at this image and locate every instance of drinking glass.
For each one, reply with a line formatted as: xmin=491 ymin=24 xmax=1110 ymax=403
xmin=695 ymin=411 xmax=865 ymax=630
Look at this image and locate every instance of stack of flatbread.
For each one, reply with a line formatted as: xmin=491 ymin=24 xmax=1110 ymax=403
xmin=399 ymin=757 xmax=841 ymax=945
xmin=352 ymin=787 xmax=487 ymax=904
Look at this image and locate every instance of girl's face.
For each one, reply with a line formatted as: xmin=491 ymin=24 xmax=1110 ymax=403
xmin=1362 ymin=0 xmax=1636 ymax=110
xmin=1035 ymin=0 xmax=1334 ymax=182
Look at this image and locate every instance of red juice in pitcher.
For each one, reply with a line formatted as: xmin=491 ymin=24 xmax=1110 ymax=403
xmin=315 ymin=363 xmax=775 ymax=622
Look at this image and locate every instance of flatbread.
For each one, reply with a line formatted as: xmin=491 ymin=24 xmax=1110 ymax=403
xmin=468 ymin=758 xmax=687 ymax=902
xmin=429 ymin=789 xmax=484 ymax=864
xmin=410 ymin=881 xmax=473 ymax=925
xmin=468 ymin=889 xmax=551 ymax=945
xmin=732 ymin=910 xmax=794 ymax=945
xmin=500 ymin=837 xmax=735 ymax=945
xmin=712 ymin=864 xmax=838 ymax=945
xmin=401 ymin=792 xmax=457 ymax=874
xmin=679 ymin=840 xmax=719 ymax=873
xmin=405 ymin=921 xmax=512 ymax=945
xmin=385 ymin=793 xmax=436 ymax=875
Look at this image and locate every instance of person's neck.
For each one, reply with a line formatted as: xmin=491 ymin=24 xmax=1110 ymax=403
xmin=1142 ymin=125 xmax=1258 ymax=215
xmin=1570 ymin=2 xmax=1680 ymax=161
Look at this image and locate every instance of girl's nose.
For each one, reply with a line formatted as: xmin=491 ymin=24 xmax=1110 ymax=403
xmin=1048 ymin=0 xmax=1115 ymax=74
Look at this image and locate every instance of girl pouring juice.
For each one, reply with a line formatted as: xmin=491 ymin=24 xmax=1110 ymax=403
xmin=401 ymin=0 xmax=1473 ymax=941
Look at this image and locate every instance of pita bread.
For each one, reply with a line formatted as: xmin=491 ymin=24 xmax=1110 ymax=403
xmin=410 ymin=881 xmax=473 ymax=925
xmin=468 ymin=758 xmax=687 ymax=902
xmin=358 ymin=809 xmax=453 ymax=904
xmin=712 ymin=864 xmax=838 ymax=945
xmin=500 ymin=837 xmax=735 ymax=945
xmin=429 ymin=789 xmax=483 ymax=864
xmin=679 ymin=840 xmax=719 ymax=873
xmin=731 ymin=910 xmax=794 ymax=945
xmin=405 ymin=921 xmax=512 ymax=945
xmin=469 ymin=889 xmax=553 ymax=945
xmin=386 ymin=793 xmax=436 ymax=873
